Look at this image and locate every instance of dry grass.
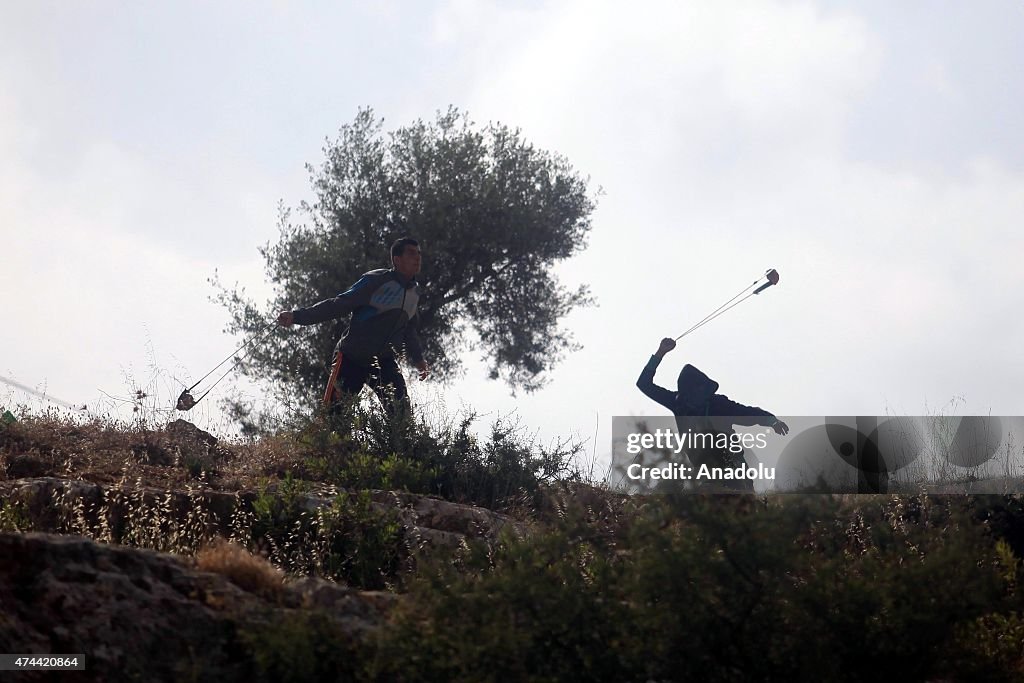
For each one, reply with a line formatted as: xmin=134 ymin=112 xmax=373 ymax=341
xmin=195 ymin=539 xmax=286 ymax=599
xmin=1 ymin=403 xmax=576 ymax=591
xmin=0 ymin=409 xmax=269 ymax=492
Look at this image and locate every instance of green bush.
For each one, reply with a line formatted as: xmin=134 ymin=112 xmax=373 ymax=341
xmin=250 ymin=471 xmax=310 ymax=544
xmin=238 ymin=610 xmax=365 ymax=682
xmin=247 ymin=475 xmax=409 ymax=589
xmin=371 ymin=495 xmax=1024 ymax=682
xmin=315 ymin=490 xmax=408 ymax=590
xmin=287 ymin=402 xmax=583 ymax=512
xmin=373 ymin=527 xmax=628 ymax=682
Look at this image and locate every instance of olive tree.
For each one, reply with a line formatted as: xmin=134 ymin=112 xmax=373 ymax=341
xmin=214 ymin=107 xmax=597 ymax=410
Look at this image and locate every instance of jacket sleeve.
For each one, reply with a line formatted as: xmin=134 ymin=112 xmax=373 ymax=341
xmin=710 ymin=394 xmax=777 ymax=427
xmin=291 ymin=274 xmax=378 ymax=325
xmin=636 ymin=355 xmax=677 ymax=411
xmin=403 ymin=313 xmax=425 ymax=365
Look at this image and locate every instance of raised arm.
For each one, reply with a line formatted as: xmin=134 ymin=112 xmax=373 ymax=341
xmin=636 ymin=338 xmax=678 ymax=411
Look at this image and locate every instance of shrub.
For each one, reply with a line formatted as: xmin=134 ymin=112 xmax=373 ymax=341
xmin=195 ymin=540 xmax=285 ymax=600
xmin=0 ymin=499 xmax=32 ymax=532
xmin=246 ymin=475 xmax=410 ymax=589
xmin=237 ymin=610 xmax=365 ymax=682
xmin=314 ymin=490 xmax=408 ymax=590
xmin=284 ymin=402 xmax=584 ymax=512
xmin=373 ymin=494 xmax=1024 ymax=682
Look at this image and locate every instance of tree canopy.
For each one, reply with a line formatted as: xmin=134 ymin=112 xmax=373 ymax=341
xmin=214 ymin=107 xmax=597 ymax=408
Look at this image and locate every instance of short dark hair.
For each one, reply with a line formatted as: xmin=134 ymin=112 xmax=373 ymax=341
xmin=390 ymin=237 xmax=419 ymax=260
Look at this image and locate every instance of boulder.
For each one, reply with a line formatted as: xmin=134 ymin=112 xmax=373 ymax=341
xmin=0 ymin=532 xmax=392 ymax=681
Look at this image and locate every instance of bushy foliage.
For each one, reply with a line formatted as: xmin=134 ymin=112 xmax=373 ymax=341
xmin=288 ymin=402 xmax=584 ymax=512
xmin=248 ymin=475 xmax=409 ymax=590
xmin=237 ymin=610 xmax=363 ymax=683
xmin=0 ymin=499 xmax=32 ymax=532
xmin=367 ymin=495 xmax=1024 ymax=682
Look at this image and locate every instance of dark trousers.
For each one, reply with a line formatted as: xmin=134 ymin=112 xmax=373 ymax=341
xmin=325 ymin=352 xmax=411 ymax=423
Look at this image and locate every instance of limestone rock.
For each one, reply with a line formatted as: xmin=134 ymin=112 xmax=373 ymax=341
xmin=0 ymin=532 xmax=391 ymax=681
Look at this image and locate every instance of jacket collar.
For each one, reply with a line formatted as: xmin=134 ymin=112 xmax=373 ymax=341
xmin=390 ymin=268 xmax=417 ymax=288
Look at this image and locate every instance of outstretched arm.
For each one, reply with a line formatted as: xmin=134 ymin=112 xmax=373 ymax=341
xmin=711 ymin=395 xmax=789 ymax=434
xmin=636 ymin=338 xmax=678 ymax=411
xmin=277 ymin=273 xmax=381 ymax=327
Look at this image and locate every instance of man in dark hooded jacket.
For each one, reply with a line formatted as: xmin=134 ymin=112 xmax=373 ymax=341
xmin=637 ymin=337 xmax=788 ymax=490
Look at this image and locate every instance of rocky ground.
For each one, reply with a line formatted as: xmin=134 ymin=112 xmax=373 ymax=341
xmin=0 ymin=531 xmax=393 ymax=681
xmin=9 ymin=413 xmax=1017 ymax=681
xmin=0 ymin=415 xmax=540 ymax=681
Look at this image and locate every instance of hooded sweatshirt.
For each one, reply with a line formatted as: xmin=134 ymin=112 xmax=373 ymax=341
xmin=636 ymin=354 xmax=779 ymax=477
xmin=636 ymin=355 xmax=777 ymax=426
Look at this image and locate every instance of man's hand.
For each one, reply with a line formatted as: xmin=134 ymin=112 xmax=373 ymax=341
xmin=416 ymin=360 xmax=430 ymax=381
xmin=276 ymin=311 xmax=294 ymax=327
xmin=772 ymin=420 xmax=789 ymax=436
xmin=656 ymin=338 xmax=676 ymax=357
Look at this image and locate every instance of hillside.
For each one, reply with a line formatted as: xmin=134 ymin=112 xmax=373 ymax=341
xmin=2 ymin=410 xmax=1024 ymax=681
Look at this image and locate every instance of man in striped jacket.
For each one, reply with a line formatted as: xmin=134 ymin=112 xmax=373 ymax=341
xmin=277 ymin=237 xmax=429 ymax=423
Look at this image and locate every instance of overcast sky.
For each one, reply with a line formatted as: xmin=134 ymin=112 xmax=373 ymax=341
xmin=2 ymin=1 xmax=1022 ymax=473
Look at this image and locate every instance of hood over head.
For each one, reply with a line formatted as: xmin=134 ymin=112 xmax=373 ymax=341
xmin=676 ymin=364 xmax=719 ymax=408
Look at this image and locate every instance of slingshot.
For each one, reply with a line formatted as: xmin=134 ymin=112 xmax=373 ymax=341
xmin=674 ymin=269 xmax=780 ymax=341
xmin=176 ymin=320 xmax=277 ymax=411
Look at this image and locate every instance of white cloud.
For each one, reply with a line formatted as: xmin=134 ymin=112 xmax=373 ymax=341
xmin=922 ymin=58 xmax=959 ymax=100
xmin=447 ymin=0 xmax=879 ymax=172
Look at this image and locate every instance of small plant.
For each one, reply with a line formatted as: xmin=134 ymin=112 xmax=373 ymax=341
xmin=243 ymin=474 xmax=411 ymax=588
xmin=0 ymin=499 xmax=32 ymax=532
xmin=313 ymin=491 xmax=408 ymax=590
xmin=195 ymin=539 xmax=285 ymax=600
